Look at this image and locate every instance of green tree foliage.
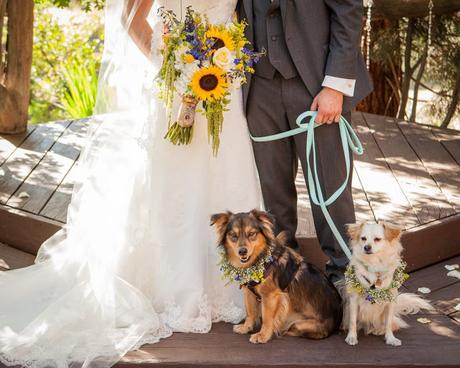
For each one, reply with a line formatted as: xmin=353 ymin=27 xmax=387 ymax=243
xmin=34 ymin=0 xmax=105 ymax=12
xmin=29 ymin=3 xmax=104 ymax=122
xmin=369 ymin=13 xmax=459 ymax=127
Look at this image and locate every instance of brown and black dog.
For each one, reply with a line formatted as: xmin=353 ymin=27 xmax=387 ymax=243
xmin=211 ymin=209 xmax=342 ymax=344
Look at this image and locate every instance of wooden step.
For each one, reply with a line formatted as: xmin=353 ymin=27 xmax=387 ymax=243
xmin=0 ymin=242 xmax=35 ymax=271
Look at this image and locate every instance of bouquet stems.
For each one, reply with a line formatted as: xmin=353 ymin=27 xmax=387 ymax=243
xmin=164 ymin=95 xmax=198 ymax=145
xmin=164 ymin=122 xmax=194 ymax=145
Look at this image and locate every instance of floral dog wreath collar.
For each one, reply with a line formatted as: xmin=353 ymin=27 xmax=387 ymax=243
xmin=218 ymin=247 xmax=274 ymax=286
xmin=345 ymin=261 xmax=409 ymax=304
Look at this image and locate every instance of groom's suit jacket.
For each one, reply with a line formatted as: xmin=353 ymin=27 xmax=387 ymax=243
xmin=237 ymin=0 xmax=373 ymax=113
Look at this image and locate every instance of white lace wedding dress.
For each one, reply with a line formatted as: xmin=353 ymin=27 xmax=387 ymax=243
xmin=0 ymin=1 xmax=263 ymax=367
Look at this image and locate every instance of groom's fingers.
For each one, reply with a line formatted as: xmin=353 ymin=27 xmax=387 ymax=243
xmin=334 ymin=114 xmax=341 ymax=123
xmin=310 ymin=97 xmax=319 ymax=112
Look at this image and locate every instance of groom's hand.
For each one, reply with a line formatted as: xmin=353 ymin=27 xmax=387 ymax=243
xmin=310 ymin=87 xmax=344 ymax=125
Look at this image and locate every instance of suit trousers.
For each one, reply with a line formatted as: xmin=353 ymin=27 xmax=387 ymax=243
xmin=246 ymin=72 xmax=356 ymax=280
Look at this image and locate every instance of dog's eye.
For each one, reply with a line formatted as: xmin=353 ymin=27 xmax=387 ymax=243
xmin=248 ymin=231 xmax=258 ymax=239
xmin=228 ymin=232 xmax=238 ymax=241
xmin=374 ymin=237 xmax=381 ymax=242
xmin=361 ymin=236 xmax=367 ymax=241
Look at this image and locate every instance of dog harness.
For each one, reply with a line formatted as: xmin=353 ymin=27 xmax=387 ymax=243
xmin=250 ymin=111 xmax=363 ymax=262
xmin=242 ymin=254 xmax=301 ymax=302
xmin=241 ymin=261 xmax=275 ymax=302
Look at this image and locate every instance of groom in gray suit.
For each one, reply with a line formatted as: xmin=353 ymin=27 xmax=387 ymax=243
xmin=237 ymin=0 xmax=373 ymax=282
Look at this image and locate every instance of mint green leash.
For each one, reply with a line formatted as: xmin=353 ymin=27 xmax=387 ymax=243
xmin=250 ymin=111 xmax=364 ymax=261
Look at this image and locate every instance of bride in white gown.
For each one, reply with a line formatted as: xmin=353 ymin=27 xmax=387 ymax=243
xmin=0 ymin=1 xmax=263 ymax=367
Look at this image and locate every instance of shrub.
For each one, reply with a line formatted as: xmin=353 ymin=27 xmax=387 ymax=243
xmin=29 ymin=3 xmax=104 ymax=123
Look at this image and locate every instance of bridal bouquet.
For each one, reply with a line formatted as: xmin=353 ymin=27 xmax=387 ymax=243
xmin=157 ymin=6 xmax=261 ymax=155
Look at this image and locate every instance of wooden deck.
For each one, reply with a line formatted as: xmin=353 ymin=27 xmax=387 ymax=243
xmin=1 ymin=111 xmax=460 ymax=367
xmin=1 ymin=243 xmax=459 ymax=367
xmin=0 ymin=112 xmax=460 ymax=271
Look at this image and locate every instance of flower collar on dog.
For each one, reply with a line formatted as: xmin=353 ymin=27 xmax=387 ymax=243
xmin=345 ymin=261 xmax=409 ymax=304
xmin=218 ymin=247 xmax=275 ymax=287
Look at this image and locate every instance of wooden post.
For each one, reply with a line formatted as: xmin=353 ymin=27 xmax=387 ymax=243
xmin=0 ymin=0 xmax=33 ymax=134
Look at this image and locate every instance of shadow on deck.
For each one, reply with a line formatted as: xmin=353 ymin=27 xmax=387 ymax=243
xmin=1 ymin=112 xmax=459 ymax=272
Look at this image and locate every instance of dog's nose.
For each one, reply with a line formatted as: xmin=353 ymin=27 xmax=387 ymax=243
xmin=239 ymin=248 xmax=248 ymax=256
xmin=363 ymin=245 xmax=372 ymax=253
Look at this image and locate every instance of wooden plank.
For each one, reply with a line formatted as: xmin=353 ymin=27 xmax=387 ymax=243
xmin=351 ymin=112 xmax=419 ymax=228
xmin=352 ymin=167 xmax=375 ymax=223
xmin=431 ymin=128 xmax=460 ymax=166
xmin=0 ymin=126 xmax=35 ymax=166
xmin=429 ymin=282 xmax=460 ymax=316
xmin=116 ymin=314 xmax=460 ymax=368
xmin=0 ymin=121 xmax=70 ymax=205
xmin=404 ymin=256 xmax=460 ymax=293
xmin=363 ymin=113 xmax=455 ymax=225
xmin=39 ymin=159 xmax=79 ymax=223
xmin=7 ymin=119 xmax=90 ymax=214
xmin=0 ymin=242 xmax=35 ymax=271
xmin=450 ymin=311 xmax=460 ymax=324
xmin=402 ymin=213 xmax=460 ymax=272
xmin=296 ymin=167 xmax=316 ymax=238
xmin=0 ymin=203 xmax=61 ymax=255
xmin=397 ymin=120 xmax=460 ymax=212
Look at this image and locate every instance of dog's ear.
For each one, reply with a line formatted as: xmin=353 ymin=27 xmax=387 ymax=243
xmin=382 ymin=222 xmax=402 ymax=242
xmin=346 ymin=222 xmax=364 ymax=241
xmin=250 ymin=209 xmax=275 ymax=240
xmin=276 ymin=231 xmax=289 ymax=247
xmin=210 ymin=212 xmax=232 ymax=244
xmin=276 ymin=253 xmax=300 ymax=291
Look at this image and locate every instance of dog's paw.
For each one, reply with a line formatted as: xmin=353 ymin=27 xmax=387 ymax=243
xmin=345 ymin=334 xmax=358 ymax=346
xmin=233 ymin=323 xmax=252 ymax=335
xmin=249 ymin=332 xmax=271 ymax=344
xmin=385 ymin=336 xmax=402 ymax=346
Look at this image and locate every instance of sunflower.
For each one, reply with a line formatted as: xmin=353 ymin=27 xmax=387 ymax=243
xmin=191 ymin=66 xmax=228 ymax=101
xmin=204 ymin=27 xmax=235 ymax=51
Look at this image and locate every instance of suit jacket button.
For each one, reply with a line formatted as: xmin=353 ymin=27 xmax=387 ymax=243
xmin=271 ymin=36 xmax=278 ymax=41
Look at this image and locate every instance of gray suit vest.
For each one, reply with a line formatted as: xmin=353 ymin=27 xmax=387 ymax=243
xmin=253 ymin=0 xmax=297 ymax=79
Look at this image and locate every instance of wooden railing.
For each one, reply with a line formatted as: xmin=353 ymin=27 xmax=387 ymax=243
xmin=0 ymin=0 xmax=33 ymax=134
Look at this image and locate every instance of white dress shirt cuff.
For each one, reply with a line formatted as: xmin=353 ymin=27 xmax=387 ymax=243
xmin=322 ymin=75 xmax=356 ymax=97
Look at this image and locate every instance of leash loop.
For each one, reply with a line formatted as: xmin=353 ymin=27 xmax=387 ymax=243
xmin=250 ymin=111 xmax=363 ymax=261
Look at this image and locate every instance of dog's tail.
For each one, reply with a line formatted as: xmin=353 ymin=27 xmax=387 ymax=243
xmin=395 ymin=293 xmax=434 ymax=315
xmin=389 ymin=293 xmax=433 ymax=331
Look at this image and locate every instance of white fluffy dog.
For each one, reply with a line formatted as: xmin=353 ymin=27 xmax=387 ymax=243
xmin=343 ymin=222 xmax=433 ymax=346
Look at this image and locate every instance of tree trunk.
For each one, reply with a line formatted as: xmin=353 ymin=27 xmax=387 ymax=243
xmin=0 ymin=0 xmax=6 ymax=83
xmin=373 ymin=0 xmax=460 ymax=19
xmin=397 ymin=18 xmax=415 ymax=120
xmin=0 ymin=0 xmax=33 ymax=134
xmin=357 ymin=19 xmax=401 ymax=116
xmin=409 ymin=47 xmax=428 ymax=122
xmin=440 ymin=64 xmax=460 ymax=128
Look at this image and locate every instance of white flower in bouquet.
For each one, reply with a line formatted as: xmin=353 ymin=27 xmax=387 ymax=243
xmin=230 ymin=75 xmax=245 ymax=89
xmin=175 ymin=60 xmax=200 ymax=95
xmin=212 ymin=47 xmax=235 ymax=72
xmin=182 ymin=60 xmax=200 ymax=78
xmin=174 ymin=44 xmax=190 ymax=65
